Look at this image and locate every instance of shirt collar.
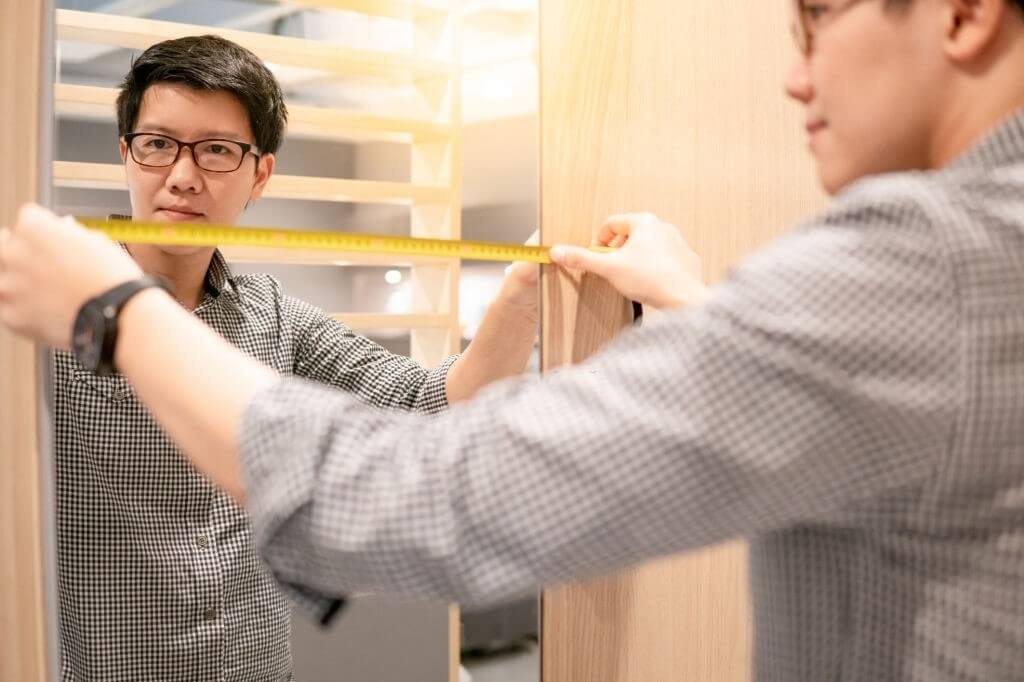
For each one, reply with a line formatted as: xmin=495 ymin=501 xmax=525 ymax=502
xmin=113 ymin=214 xmax=238 ymax=304
xmin=204 ymin=249 xmax=235 ymax=298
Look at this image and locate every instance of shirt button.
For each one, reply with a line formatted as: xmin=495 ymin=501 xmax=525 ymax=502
xmin=196 ymin=535 xmax=209 ymax=548
xmin=203 ymin=607 xmax=218 ymax=622
xmin=112 ymin=388 xmax=127 ymax=401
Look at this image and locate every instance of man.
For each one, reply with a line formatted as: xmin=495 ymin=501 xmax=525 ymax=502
xmin=38 ymin=35 xmax=539 ymax=681
xmin=5 ymin=0 xmax=1024 ymax=680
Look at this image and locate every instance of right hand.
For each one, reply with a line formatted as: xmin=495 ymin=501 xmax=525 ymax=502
xmin=549 ymin=213 xmax=710 ymax=311
xmin=0 ymin=204 xmax=144 ymax=349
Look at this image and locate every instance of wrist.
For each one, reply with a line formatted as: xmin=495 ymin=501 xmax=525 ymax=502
xmin=112 ymin=287 xmax=177 ymax=373
xmin=497 ymin=272 xmax=540 ymax=311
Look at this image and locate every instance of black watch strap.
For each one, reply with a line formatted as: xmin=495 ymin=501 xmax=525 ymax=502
xmin=77 ymin=275 xmax=174 ymax=376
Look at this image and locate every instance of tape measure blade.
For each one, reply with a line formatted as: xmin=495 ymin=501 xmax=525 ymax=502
xmin=78 ymin=217 xmax=556 ymax=263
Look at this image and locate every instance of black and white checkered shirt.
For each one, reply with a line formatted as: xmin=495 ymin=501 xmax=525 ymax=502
xmin=54 ymin=253 xmax=455 ymax=682
xmin=238 ymin=111 xmax=1024 ymax=681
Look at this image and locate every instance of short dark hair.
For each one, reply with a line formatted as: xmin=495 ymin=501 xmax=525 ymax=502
xmin=116 ymin=35 xmax=288 ymax=155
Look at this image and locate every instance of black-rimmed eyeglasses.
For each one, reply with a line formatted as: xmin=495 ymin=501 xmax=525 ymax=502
xmin=123 ymin=132 xmax=261 ymax=173
xmin=791 ymin=0 xmax=874 ymax=56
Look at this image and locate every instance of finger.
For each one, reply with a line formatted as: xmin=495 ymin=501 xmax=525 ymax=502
xmin=597 ymin=215 xmax=644 ymax=245
xmin=549 ymin=245 xmax=613 ymax=277
xmin=595 ymin=222 xmax=631 ymax=246
xmin=14 ymin=203 xmax=55 ymax=231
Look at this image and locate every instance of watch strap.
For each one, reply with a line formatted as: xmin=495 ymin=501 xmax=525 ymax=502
xmin=93 ymin=275 xmax=173 ymax=375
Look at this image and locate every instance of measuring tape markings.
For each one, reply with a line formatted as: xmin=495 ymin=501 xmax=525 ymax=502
xmin=76 ymin=217 xmax=613 ymax=265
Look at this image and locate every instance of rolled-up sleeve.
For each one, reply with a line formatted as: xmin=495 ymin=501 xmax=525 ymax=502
xmin=239 ymin=180 xmax=961 ymax=609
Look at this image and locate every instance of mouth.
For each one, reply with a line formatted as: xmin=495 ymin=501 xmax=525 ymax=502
xmin=805 ymin=119 xmax=828 ymax=138
xmin=156 ymin=207 xmax=205 ymax=221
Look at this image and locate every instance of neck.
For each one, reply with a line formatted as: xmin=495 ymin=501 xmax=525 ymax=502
xmin=126 ymin=244 xmax=215 ymax=311
xmin=930 ymin=32 xmax=1024 ymax=167
xmin=930 ymin=92 xmax=1024 ymax=169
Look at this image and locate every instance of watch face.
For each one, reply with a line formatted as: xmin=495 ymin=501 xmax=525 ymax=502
xmin=72 ymin=301 xmax=105 ymax=371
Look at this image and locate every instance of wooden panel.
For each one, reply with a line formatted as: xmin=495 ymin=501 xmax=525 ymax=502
xmin=538 ymin=1 xmax=824 ymax=681
xmin=53 ymin=161 xmax=451 ymax=205
xmin=0 ymin=1 xmax=53 ymax=681
xmin=54 ymin=84 xmax=454 ymax=143
xmin=56 ymin=9 xmax=452 ymax=82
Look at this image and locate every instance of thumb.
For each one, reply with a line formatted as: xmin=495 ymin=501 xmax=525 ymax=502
xmin=549 ymin=245 xmax=614 ymax=277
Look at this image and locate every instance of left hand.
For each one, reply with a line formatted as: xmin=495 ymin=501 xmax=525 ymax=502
xmin=0 ymin=204 xmax=143 ymax=349
xmin=549 ymin=213 xmax=709 ymax=311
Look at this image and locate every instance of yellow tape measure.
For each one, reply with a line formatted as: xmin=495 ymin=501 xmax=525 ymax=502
xmin=77 ymin=217 xmax=607 ymax=265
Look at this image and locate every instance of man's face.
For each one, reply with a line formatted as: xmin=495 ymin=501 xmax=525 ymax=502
xmin=785 ymin=0 xmax=946 ymax=194
xmin=119 ymin=82 xmax=275 ymax=255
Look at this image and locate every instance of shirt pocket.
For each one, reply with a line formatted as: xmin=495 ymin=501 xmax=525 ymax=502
xmin=68 ymin=370 xmax=138 ymax=459
xmin=72 ymin=369 xmax=133 ymax=403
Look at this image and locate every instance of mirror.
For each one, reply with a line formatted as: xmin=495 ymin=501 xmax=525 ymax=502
xmin=51 ymin=0 xmax=540 ymax=680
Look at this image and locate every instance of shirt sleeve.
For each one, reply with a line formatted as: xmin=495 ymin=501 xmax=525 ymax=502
xmin=285 ymin=296 xmax=456 ymax=415
xmin=238 ymin=178 xmax=962 ymax=609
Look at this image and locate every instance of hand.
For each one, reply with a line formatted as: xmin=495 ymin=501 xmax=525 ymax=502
xmin=549 ymin=213 xmax=710 ymax=311
xmin=496 ymin=229 xmax=540 ymax=321
xmin=0 ymin=204 xmax=143 ymax=349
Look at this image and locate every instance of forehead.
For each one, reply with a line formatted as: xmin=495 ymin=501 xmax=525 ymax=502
xmin=135 ymin=82 xmax=253 ymax=141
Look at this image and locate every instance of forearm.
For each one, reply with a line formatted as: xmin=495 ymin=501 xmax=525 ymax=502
xmin=445 ymin=290 xmax=537 ymax=403
xmin=114 ymin=288 xmax=278 ymax=500
xmin=444 ymin=280 xmax=536 ymax=399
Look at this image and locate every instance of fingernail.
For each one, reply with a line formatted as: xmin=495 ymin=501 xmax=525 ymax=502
xmin=549 ymin=246 xmax=566 ymax=263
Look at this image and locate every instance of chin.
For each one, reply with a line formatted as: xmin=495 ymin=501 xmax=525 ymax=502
xmin=816 ymin=160 xmax=863 ymax=197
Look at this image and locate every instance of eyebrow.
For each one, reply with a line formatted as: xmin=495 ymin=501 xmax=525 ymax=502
xmin=133 ymin=124 xmax=252 ymax=142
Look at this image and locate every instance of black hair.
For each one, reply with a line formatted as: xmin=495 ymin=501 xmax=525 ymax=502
xmin=116 ymin=35 xmax=288 ymax=155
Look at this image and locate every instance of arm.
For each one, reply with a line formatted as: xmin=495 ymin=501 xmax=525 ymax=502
xmin=445 ymin=260 xmax=539 ymax=402
xmin=235 ymin=198 xmax=960 ymax=606
xmin=0 ymin=195 xmax=958 ymax=607
xmin=288 ymin=297 xmax=453 ymax=414
xmin=287 ymin=263 xmax=538 ymax=410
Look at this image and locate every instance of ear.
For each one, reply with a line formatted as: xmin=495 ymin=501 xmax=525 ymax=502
xmin=249 ymin=153 xmax=274 ymax=203
xmin=119 ymin=138 xmax=128 ymax=163
xmin=943 ymin=0 xmax=1008 ymax=62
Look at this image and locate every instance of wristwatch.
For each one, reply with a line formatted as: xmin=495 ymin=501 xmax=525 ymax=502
xmin=72 ymin=275 xmax=174 ymax=376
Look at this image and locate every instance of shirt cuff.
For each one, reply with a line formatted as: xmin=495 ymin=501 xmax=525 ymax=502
xmin=418 ymin=354 xmax=459 ymax=414
xmin=238 ymin=377 xmax=354 ymax=624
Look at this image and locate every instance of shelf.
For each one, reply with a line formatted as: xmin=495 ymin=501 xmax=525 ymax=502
xmin=53 ymin=161 xmax=452 ymax=205
xmin=276 ymin=0 xmax=449 ymax=21
xmin=54 ymin=84 xmax=454 ymax=143
xmin=333 ymin=313 xmax=456 ymax=329
xmin=56 ymin=9 xmax=452 ymax=83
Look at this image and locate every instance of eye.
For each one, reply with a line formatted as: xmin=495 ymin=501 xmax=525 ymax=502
xmin=143 ymin=137 xmax=170 ymax=149
xmin=207 ymin=144 xmax=229 ymax=155
xmin=803 ymin=3 xmax=831 ymax=25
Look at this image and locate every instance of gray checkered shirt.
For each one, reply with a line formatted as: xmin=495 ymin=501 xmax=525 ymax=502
xmin=238 ymin=111 xmax=1024 ymax=681
xmin=55 ymin=254 xmax=455 ymax=682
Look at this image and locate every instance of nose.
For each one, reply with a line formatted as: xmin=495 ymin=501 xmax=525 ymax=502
xmin=784 ymin=53 xmax=814 ymax=105
xmin=165 ymin=145 xmax=203 ymax=194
